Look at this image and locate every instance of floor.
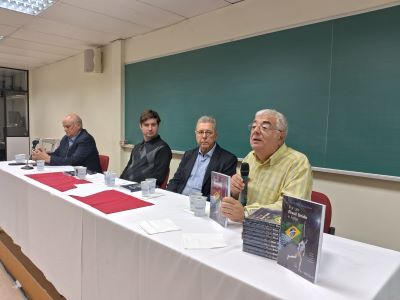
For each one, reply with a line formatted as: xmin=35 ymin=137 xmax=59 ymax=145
xmin=0 ymin=262 xmax=27 ymax=300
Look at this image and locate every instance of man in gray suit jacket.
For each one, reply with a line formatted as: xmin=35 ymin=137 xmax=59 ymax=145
xmin=167 ymin=116 xmax=237 ymax=197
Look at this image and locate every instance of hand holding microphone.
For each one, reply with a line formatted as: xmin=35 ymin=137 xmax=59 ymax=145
xmin=31 ymin=140 xmax=50 ymax=163
xmin=230 ymin=173 xmax=245 ymax=196
xmin=32 ymin=139 xmax=40 ymax=150
xmin=222 ymin=164 xmax=249 ymax=222
xmin=21 ymin=139 xmax=40 ymax=170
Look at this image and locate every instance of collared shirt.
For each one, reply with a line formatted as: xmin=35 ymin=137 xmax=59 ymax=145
xmin=68 ymin=130 xmax=81 ymax=147
xmin=182 ymin=143 xmax=217 ymax=196
xmin=243 ymin=143 xmax=313 ymax=215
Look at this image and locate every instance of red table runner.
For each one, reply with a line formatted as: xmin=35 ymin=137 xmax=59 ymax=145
xmin=26 ymin=172 xmax=90 ymax=192
xmin=26 ymin=172 xmax=153 ymax=214
xmin=71 ymin=190 xmax=153 ymax=214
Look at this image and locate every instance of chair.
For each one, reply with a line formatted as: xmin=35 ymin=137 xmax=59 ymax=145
xmin=40 ymin=138 xmax=60 ymax=152
xmin=311 ymin=191 xmax=335 ymax=235
xmin=159 ymin=168 xmax=170 ymax=189
xmin=99 ymin=155 xmax=110 ymax=173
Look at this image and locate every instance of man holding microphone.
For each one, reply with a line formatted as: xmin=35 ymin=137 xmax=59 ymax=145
xmin=221 ymin=109 xmax=313 ymax=222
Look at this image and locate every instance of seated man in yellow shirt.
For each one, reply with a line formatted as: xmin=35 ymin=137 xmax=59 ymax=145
xmin=221 ymin=109 xmax=312 ymax=222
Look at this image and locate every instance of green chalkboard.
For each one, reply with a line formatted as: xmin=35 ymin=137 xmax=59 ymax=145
xmin=125 ymin=6 xmax=400 ymax=177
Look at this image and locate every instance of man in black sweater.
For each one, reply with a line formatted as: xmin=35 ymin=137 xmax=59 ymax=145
xmin=120 ymin=110 xmax=172 ymax=186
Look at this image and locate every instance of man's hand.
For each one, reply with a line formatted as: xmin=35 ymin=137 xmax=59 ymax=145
xmin=32 ymin=148 xmax=50 ymax=163
xmin=230 ymin=173 xmax=245 ymax=199
xmin=221 ymin=196 xmax=245 ymax=222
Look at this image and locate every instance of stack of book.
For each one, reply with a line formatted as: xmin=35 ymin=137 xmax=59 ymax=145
xmin=242 ymin=208 xmax=281 ymax=260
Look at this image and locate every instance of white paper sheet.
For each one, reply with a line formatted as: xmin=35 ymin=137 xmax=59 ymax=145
xmin=45 ymin=165 xmax=75 ymax=172
xmin=182 ymin=233 xmax=227 ymax=249
xmin=64 ymin=183 xmax=111 ymax=196
xmin=116 ymin=178 xmax=136 ymax=185
xmin=85 ymin=173 xmax=106 ymax=183
xmin=139 ymin=218 xmax=181 ymax=235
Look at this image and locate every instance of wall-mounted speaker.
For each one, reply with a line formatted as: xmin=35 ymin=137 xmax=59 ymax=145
xmin=84 ymin=48 xmax=102 ymax=73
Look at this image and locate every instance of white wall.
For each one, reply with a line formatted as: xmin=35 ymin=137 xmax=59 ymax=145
xmin=30 ymin=0 xmax=400 ymax=251
xmin=30 ymin=41 xmax=124 ymax=172
xmin=313 ymin=172 xmax=400 ymax=250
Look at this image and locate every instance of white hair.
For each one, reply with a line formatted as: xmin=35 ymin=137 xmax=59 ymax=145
xmin=196 ymin=115 xmax=217 ymax=132
xmin=255 ymin=109 xmax=288 ymax=133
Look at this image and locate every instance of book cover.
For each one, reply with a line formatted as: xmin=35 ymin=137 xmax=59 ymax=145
xmin=209 ymin=171 xmax=230 ymax=227
xmin=244 ymin=208 xmax=281 ymax=228
xmin=277 ymin=195 xmax=325 ymax=283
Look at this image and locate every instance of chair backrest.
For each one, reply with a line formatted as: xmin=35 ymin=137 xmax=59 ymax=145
xmin=160 ymin=168 xmax=170 ymax=189
xmin=40 ymin=138 xmax=60 ymax=152
xmin=311 ymin=191 xmax=333 ymax=234
xmin=99 ymin=154 xmax=110 ymax=173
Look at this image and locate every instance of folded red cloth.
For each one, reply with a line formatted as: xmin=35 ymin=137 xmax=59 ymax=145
xmin=26 ymin=172 xmax=90 ymax=192
xmin=71 ymin=190 xmax=153 ymax=214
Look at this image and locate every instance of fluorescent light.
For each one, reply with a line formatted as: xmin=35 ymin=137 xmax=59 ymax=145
xmin=0 ymin=0 xmax=57 ymax=16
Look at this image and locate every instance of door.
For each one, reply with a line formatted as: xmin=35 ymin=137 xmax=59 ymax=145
xmin=4 ymin=91 xmax=30 ymax=160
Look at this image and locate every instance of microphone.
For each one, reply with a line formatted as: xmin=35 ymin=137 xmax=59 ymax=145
xmin=239 ymin=162 xmax=249 ymax=206
xmin=21 ymin=139 xmax=40 ymax=170
xmin=32 ymin=139 xmax=40 ymax=150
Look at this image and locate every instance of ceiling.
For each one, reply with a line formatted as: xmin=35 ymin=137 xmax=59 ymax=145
xmin=0 ymin=0 xmax=243 ymax=71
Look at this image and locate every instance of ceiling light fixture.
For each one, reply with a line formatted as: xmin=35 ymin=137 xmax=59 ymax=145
xmin=0 ymin=0 xmax=57 ymax=16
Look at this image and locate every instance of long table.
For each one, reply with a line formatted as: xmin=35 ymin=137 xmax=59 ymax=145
xmin=1 ymin=161 xmax=399 ymax=300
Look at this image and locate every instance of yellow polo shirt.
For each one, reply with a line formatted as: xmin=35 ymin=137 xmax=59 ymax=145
xmin=243 ymin=144 xmax=312 ymax=215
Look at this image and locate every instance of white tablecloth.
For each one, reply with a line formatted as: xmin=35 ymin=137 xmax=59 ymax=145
xmin=1 ymin=161 xmax=399 ymax=300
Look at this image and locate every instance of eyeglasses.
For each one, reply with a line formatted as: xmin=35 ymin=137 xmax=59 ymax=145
xmin=195 ymin=130 xmax=214 ymax=137
xmin=248 ymin=122 xmax=282 ymax=133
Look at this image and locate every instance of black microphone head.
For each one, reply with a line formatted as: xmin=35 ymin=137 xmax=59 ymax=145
xmin=32 ymin=139 xmax=40 ymax=148
xmin=240 ymin=162 xmax=249 ymax=177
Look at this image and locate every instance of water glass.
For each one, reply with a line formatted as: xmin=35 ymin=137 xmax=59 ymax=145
xmin=36 ymin=160 xmax=45 ymax=171
xmin=141 ymin=180 xmax=150 ymax=197
xmin=15 ymin=154 xmax=26 ymax=163
xmin=146 ymin=178 xmax=156 ymax=194
xmin=76 ymin=166 xmax=87 ymax=179
xmin=193 ymin=196 xmax=207 ymax=217
xmin=104 ymin=171 xmax=116 ymax=187
xmin=189 ymin=192 xmax=203 ymax=211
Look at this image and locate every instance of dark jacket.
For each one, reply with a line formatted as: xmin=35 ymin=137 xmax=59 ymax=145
xmin=167 ymin=143 xmax=237 ymax=197
xmin=120 ymin=135 xmax=172 ymax=186
xmin=50 ymin=129 xmax=102 ymax=173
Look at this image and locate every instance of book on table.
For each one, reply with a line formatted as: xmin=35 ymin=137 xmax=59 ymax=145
xmin=242 ymin=207 xmax=281 ymax=260
xmin=277 ymin=195 xmax=325 ymax=283
xmin=209 ymin=171 xmax=230 ymax=227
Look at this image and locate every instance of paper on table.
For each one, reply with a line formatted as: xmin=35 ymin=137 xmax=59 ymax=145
xmin=64 ymin=183 xmax=110 ymax=197
xmin=182 ymin=233 xmax=227 ymax=249
xmin=85 ymin=173 xmax=106 ymax=184
xmin=83 ymin=173 xmax=135 ymax=186
xmin=115 ymin=178 xmax=135 ymax=185
xmin=139 ymin=218 xmax=181 ymax=235
xmin=43 ymin=165 xmax=75 ymax=172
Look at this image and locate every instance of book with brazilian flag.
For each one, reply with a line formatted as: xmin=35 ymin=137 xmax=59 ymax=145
xmin=277 ymin=195 xmax=325 ymax=283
